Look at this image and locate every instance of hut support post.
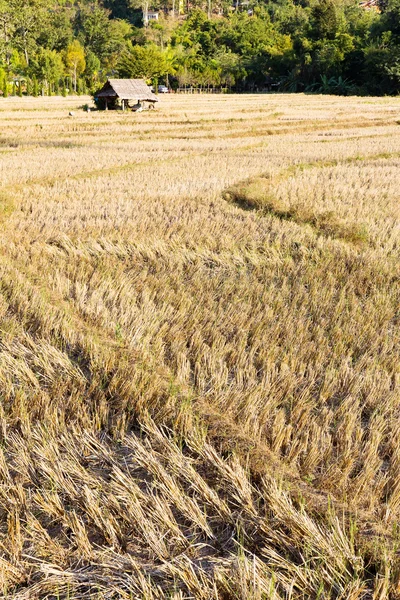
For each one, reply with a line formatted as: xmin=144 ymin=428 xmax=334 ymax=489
xmin=122 ymin=99 xmax=125 ymax=111
xmin=105 ymin=99 xmax=108 ymax=111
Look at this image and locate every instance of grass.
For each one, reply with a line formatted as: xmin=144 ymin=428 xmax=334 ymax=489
xmin=0 ymin=92 xmax=399 ymax=598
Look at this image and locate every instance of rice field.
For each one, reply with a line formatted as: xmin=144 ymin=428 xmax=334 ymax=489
xmin=1 ymin=92 xmax=400 ymax=598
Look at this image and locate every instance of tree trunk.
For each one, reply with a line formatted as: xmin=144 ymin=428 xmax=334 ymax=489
xmin=143 ymin=0 xmax=149 ymax=26
xmin=3 ymin=20 xmax=10 ymax=65
xmin=23 ymin=29 xmax=29 ymax=65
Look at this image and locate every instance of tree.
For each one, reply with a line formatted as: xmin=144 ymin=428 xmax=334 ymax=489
xmin=32 ymin=74 xmax=38 ymax=96
xmin=0 ymin=0 xmax=15 ymax=66
xmin=30 ymin=48 xmax=64 ymax=94
xmin=103 ymin=0 xmax=136 ymax=22
xmin=76 ymin=3 xmax=112 ymax=60
xmin=2 ymin=73 xmax=7 ymax=97
xmin=311 ymin=0 xmax=339 ymax=41
xmin=381 ymin=0 xmax=400 ymax=37
xmin=0 ymin=0 xmax=392 ymax=98
xmin=118 ymin=44 xmax=169 ymax=79
xmin=8 ymin=0 xmax=52 ymax=65
xmin=108 ymin=18 xmax=133 ymax=55
xmin=75 ymin=3 xmax=131 ymax=64
xmin=36 ymin=8 xmax=72 ymax=53
xmin=103 ymin=18 xmax=133 ymax=70
xmin=129 ymin=0 xmax=152 ymax=26
xmin=84 ymin=49 xmax=101 ymax=90
xmin=65 ymin=40 xmax=85 ymax=93
xmin=216 ymin=49 xmax=244 ymax=88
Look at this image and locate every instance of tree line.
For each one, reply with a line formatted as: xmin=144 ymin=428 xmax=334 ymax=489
xmin=0 ymin=0 xmax=400 ymax=96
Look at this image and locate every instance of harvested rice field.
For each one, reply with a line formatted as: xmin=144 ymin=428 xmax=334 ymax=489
xmin=0 ymin=93 xmax=400 ymax=598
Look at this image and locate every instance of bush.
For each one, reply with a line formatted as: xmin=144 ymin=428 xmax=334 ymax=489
xmin=2 ymin=75 xmax=8 ymax=98
xmin=33 ymin=77 xmax=38 ymax=97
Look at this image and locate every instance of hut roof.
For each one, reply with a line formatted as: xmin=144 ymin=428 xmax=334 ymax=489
xmin=97 ymin=79 xmax=158 ymax=102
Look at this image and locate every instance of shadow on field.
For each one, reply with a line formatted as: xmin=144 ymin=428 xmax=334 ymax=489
xmin=223 ymin=170 xmax=369 ymax=245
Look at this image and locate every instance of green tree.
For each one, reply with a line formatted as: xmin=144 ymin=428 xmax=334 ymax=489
xmin=8 ymin=0 xmax=52 ymax=65
xmin=32 ymin=74 xmax=38 ymax=96
xmin=2 ymin=74 xmax=8 ymax=97
xmin=37 ymin=8 xmax=72 ymax=53
xmin=381 ymin=0 xmax=400 ymax=37
xmin=107 ymin=18 xmax=133 ymax=61
xmin=311 ymin=0 xmax=339 ymax=41
xmin=75 ymin=3 xmax=112 ymax=60
xmin=118 ymin=44 xmax=169 ymax=79
xmin=76 ymin=3 xmax=131 ymax=63
xmin=215 ymin=49 xmax=244 ymax=88
xmin=30 ymin=48 xmax=64 ymax=94
xmin=65 ymin=40 xmax=86 ymax=93
xmin=0 ymin=0 xmax=392 ymax=97
xmin=0 ymin=0 xmax=15 ymax=66
xmin=84 ymin=49 xmax=101 ymax=90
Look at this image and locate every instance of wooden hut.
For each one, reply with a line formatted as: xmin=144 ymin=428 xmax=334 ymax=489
xmin=96 ymin=79 xmax=158 ymax=111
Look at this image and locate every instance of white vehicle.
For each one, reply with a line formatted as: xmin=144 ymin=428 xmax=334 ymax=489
xmin=158 ymin=85 xmax=169 ymax=93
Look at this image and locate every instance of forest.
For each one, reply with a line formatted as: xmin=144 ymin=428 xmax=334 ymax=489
xmin=0 ymin=0 xmax=400 ymax=100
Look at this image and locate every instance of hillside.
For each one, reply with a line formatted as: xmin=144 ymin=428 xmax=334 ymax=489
xmin=0 ymin=93 xmax=399 ymax=598
xmin=0 ymin=0 xmax=400 ymax=96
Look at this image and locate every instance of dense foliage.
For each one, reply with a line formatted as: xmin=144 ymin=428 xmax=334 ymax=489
xmin=0 ymin=0 xmax=400 ymax=96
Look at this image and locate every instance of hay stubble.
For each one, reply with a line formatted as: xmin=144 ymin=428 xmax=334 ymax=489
xmin=0 ymin=93 xmax=399 ymax=598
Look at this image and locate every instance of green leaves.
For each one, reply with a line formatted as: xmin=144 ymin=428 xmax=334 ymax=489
xmin=65 ymin=39 xmax=86 ymax=91
xmin=118 ymin=43 xmax=168 ymax=78
xmin=0 ymin=0 xmax=395 ymax=96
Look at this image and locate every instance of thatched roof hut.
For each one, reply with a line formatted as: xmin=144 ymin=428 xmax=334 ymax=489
xmin=96 ymin=79 xmax=158 ymax=110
